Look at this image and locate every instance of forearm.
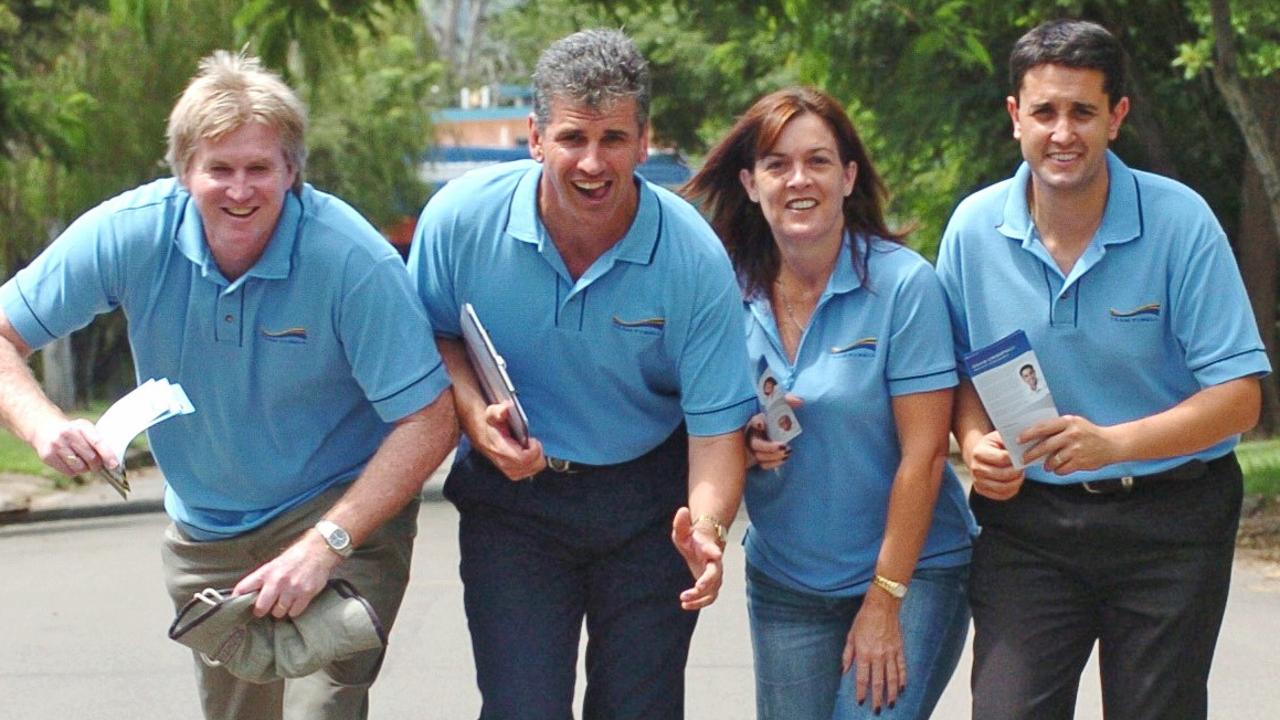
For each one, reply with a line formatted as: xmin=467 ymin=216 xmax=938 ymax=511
xmin=687 ymin=430 xmax=746 ymax=530
xmin=1106 ymin=377 xmax=1260 ymax=463
xmin=322 ymin=390 xmax=458 ymax=546
xmin=435 ymin=337 xmax=491 ymax=443
xmin=877 ymin=389 xmax=952 ymax=585
xmin=952 ymin=379 xmax=993 ymax=460
xmin=0 ymin=316 xmax=67 ymax=444
xmin=875 ymin=452 xmax=947 ymax=584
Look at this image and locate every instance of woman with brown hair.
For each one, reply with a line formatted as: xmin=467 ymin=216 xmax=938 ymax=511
xmin=684 ymin=88 xmax=976 ymax=719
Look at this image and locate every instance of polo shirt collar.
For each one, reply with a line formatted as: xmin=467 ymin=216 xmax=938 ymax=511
xmin=997 ymin=150 xmax=1140 ymax=247
xmin=173 ymin=185 xmax=302 ymax=287
xmin=996 ymin=150 xmax=1141 ymax=282
xmin=826 ymin=233 xmax=864 ymax=296
xmin=747 ymin=232 xmax=863 ymax=315
xmin=504 ymin=162 xmax=661 ymax=268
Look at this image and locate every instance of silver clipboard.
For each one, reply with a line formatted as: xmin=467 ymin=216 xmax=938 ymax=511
xmin=460 ymin=303 xmax=530 ymax=447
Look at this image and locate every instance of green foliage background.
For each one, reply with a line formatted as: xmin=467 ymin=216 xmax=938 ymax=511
xmin=1 ymin=0 xmax=1277 ymax=427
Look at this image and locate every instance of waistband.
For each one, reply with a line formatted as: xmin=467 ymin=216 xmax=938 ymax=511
xmin=539 ymin=425 xmax=688 ymax=477
xmin=1030 ymin=453 xmax=1236 ymax=497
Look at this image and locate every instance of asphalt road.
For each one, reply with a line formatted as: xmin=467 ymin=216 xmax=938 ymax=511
xmin=2 ymin=499 xmax=1279 ymax=719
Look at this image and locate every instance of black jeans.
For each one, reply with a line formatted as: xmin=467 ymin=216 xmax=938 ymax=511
xmin=445 ymin=430 xmax=697 ymax=720
xmin=968 ymin=454 xmax=1242 ymax=720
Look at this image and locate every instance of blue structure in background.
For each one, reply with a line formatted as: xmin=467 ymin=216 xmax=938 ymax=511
xmin=420 ymin=145 xmax=692 ymax=189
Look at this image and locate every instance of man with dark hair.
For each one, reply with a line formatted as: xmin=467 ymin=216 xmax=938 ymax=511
xmin=409 ymin=28 xmax=753 ymax=720
xmin=0 ymin=51 xmax=457 ymax=719
xmin=937 ymin=18 xmax=1269 ymax=720
xmin=1019 ymin=363 xmax=1045 ymax=397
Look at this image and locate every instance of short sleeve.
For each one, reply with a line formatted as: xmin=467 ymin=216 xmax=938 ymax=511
xmin=675 ymin=250 xmax=756 ymax=436
xmin=0 ymin=203 xmax=126 ymax=349
xmin=407 ymin=192 xmax=463 ymax=339
xmin=1170 ymin=220 xmax=1270 ymax=387
xmin=339 ymin=254 xmax=451 ymax=422
xmin=885 ymin=261 xmax=959 ymax=396
xmin=934 ymin=216 xmax=974 ymax=375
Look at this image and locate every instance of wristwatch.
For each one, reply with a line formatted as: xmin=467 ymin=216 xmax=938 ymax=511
xmin=315 ymin=520 xmax=353 ymax=558
xmin=692 ymin=513 xmax=728 ymax=548
xmin=872 ymin=573 xmax=908 ymax=600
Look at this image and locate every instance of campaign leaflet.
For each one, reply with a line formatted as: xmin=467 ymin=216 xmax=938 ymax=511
xmin=94 ymin=378 xmax=195 ymax=498
xmin=961 ymin=330 xmax=1059 ymax=469
xmin=755 ymin=358 xmax=801 ymax=444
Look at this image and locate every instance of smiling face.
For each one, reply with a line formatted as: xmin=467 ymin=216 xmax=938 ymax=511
xmin=1020 ymin=365 xmax=1039 ymax=390
xmin=738 ymin=112 xmax=856 ymax=251
xmin=1007 ymin=64 xmax=1129 ymax=201
xmin=529 ymin=97 xmax=648 ymax=242
xmin=182 ymin=122 xmax=297 ymax=280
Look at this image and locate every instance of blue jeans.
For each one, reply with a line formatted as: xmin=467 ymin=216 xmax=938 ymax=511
xmin=747 ymin=562 xmax=970 ymax=720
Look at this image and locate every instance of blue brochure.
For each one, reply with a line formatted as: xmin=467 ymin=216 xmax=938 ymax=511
xmin=962 ymin=330 xmax=1059 ymax=468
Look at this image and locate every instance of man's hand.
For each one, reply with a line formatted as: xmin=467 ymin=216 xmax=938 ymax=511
xmin=842 ymin=590 xmax=907 ymax=712
xmin=671 ymin=507 xmax=724 ymax=611
xmin=475 ymin=400 xmax=545 ymax=480
xmin=31 ymin=418 xmax=119 ymax=478
xmin=1019 ymin=415 xmax=1120 ymax=476
xmin=233 ymin=531 xmax=343 ymax=619
xmin=963 ymin=430 xmax=1024 ymax=500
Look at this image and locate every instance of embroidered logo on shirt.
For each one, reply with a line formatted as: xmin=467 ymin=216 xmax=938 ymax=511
xmin=612 ymin=315 xmax=666 ymax=334
xmin=830 ymin=337 xmax=877 ymax=355
xmin=1108 ymin=303 xmax=1160 ymax=322
xmin=260 ymin=326 xmax=308 ymax=343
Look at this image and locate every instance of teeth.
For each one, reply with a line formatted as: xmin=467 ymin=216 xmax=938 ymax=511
xmin=575 ymin=181 xmax=606 ymax=191
xmin=1048 ymin=153 xmax=1079 ymax=161
xmin=226 ymin=207 xmax=254 ymax=217
xmin=787 ymin=199 xmax=817 ymax=210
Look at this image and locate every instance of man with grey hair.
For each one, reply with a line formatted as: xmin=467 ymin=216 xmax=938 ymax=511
xmin=0 ymin=50 xmax=456 ymax=719
xmin=410 ymin=28 xmax=753 ymax=719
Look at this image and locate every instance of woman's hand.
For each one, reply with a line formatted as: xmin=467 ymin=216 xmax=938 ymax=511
xmin=842 ymin=590 xmax=907 ymax=713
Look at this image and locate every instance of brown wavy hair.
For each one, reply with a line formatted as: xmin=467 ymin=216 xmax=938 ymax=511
xmin=682 ymin=87 xmax=906 ymax=297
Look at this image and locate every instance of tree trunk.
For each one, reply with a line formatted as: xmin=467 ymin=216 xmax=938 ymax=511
xmin=38 ymin=219 xmax=75 ymax=409
xmin=41 ymin=335 xmax=76 ymax=410
xmin=1240 ymin=149 xmax=1280 ymax=435
xmin=1210 ymin=0 xmax=1280 ymax=251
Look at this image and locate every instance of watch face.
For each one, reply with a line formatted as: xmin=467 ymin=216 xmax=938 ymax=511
xmin=329 ymin=527 xmax=350 ymax=548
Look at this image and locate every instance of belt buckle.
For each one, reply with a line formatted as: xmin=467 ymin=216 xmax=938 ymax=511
xmin=1081 ymin=476 xmax=1135 ymax=495
xmin=547 ymin=457 xmax=575 ymax=474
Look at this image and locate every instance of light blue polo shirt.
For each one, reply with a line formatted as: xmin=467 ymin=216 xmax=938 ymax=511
xmin=936 ymin=151 xmax=1270 ymax=484
xmin=1 ymin=178 xmax=450 ymax=538
xmin=743 ymin=235 xmax=976 ymax=597
xmin=409 ymin=160 xmax=755 ymax=464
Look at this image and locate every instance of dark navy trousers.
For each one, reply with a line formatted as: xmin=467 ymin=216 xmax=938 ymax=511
xmin=968 ymin=453 xmax=1242 ymax=720
xmin=444 ymin=430 xmax=697 ymax=720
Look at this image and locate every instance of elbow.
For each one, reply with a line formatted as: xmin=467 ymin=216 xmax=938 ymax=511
xmin=1235 ymin=378 xmax=1263 ymax=435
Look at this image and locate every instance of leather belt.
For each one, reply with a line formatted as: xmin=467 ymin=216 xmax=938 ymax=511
xmin=544 ymin=456 xmax=604 ymax=475
xmin=1066 ymin=456 xmax=1219 ymax=496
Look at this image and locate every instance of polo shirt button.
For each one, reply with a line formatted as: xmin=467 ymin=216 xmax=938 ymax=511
xmin=224 ymin=314 xmax=234 ymax=322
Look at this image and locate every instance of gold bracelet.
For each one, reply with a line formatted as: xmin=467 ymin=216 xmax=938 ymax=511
xmin=692 ymin=513 xmax=727 ymax=546
xmin=871 ymin=573 xmax=908 ymax=599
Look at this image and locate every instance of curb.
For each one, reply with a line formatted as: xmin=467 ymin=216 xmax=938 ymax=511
xmin=0 ymin=498 xmax=166 ymax=526
xmin=0 ymin=482 xmax=450 ymax=527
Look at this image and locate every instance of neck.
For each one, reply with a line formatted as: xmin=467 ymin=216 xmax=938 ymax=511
xmin=538 ymin=183 xmax=637 ymax=279
xmin=775 ymin=232 xmax=842 ymax=294
xmin=1027 ymin=173 xmax=1110 ymax=250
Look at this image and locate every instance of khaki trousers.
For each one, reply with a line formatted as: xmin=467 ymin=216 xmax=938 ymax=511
xmin=161 ymin=484 xmax=418 ymax=720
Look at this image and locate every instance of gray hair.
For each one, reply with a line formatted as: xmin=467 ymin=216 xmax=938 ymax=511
xmin=532 ymin=29 xmax=650 ymax=130
xmin=166 ymin=50 xmax=308 ymax=191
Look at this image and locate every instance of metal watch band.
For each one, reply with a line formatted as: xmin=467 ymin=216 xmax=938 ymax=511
xmin=315 ymin=519 xmax=353 ymax=558
xmin=872 ymin=573 xmax=908 ymax=599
